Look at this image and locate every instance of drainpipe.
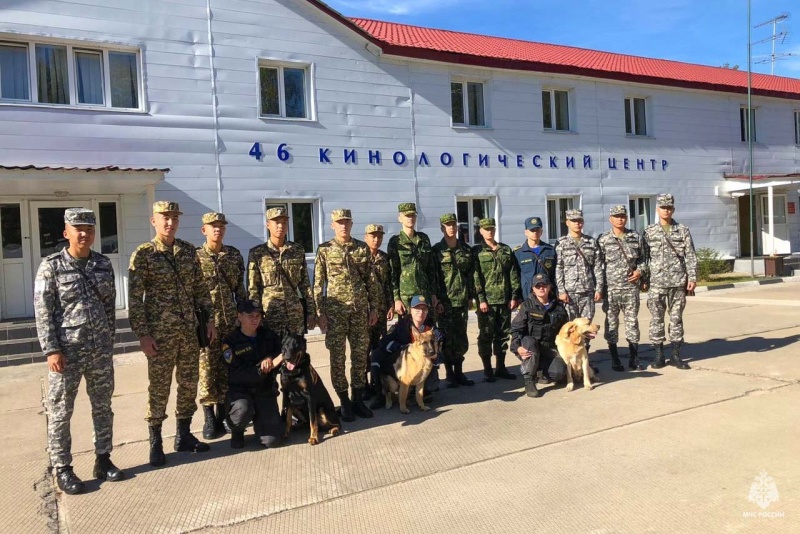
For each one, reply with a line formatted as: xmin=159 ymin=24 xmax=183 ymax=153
xmin=206 ymin=0 xmax=223 ymax=212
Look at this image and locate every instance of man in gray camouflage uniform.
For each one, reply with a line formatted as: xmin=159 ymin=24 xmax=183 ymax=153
xmin=597 ymin=205 xmax=645 ymax=371
xmin=34 ymin=208 xmax=124 ymax=495
xmin=643 ymin=194 xmax=697 ymax=370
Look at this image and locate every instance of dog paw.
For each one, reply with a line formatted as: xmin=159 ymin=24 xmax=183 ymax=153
xmin=566 ymin=383 xmax=575 ymax=392
xmin=308 ymin=437 xmax=319 ymax=445
xmin=586 ymin=384 xmax=594 ymax=391
xmin=420 ymin=405 xmax=430 ymax=412
xmin=329 ymin=427 xmax=341 ymax=437
xmin=400 ymin=407 xmax=410 ymax=414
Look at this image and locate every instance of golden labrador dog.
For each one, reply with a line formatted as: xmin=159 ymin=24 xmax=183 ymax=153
xmin=555 ymin=317 xmax=601 ymax=392
xmin=382 ymin=329 xmax=439 ymax=414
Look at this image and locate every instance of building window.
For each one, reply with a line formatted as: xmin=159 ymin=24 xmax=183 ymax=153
xmin=259 ymin=62 xmax=310 ymax=119
xmin=740 ymin=106 xmax=756 ymax=142
xmin=628 ymin=196 xmax=655 ymax=232
xmin=0 ymin=204 xmax=23 ymax=259
xmin=456 ymin=197 xmax=493 ymax=246
xmin=451 ymin=81 xmax=485 ymax=127
xmin=542 ymin=89 xmax=570 ymax=131
xmin=546 ymin=196 xmax=578 ymax=243
xmin=794 ymin=111 xmax=800 ymax=145
xmin=98 ymin=202 xmax=119 ymax=255
xmin=264 ymin=200 xmax=317 ymax=254
xmin=625 ymin=97 xmax=648 ymax=136
xmin=0 ymin=39 xmax=141 ymax=109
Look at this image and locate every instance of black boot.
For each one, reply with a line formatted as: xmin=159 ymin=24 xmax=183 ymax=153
xmin=149 ymin=424 xmax=166 ymax=467
xmin=609 ymin=344 xmax=624 ymax=372
xmin=230 ymin=430 xmax=245 ymax=449
xmin=445 ymin=363 xmax=459 ymax=388
xmin=174 ymin=418 xmax=211 ymax=452
xmin=651 ymin=343 xmax=666 ymax=369
xmin=670 ymin=342 xmax=690 ymax=369
xmin=337 ymin=390 xmax=355 ymax=422
xmin=481 ymin=356 xmax=496 ymax=383
xmin=454 ymin=361 xmax=474 ymax=386
xmin=628 ymin=343 xmax=644 ymax=370
xmin=362 ymin=371 xmax=373 ymax=400
xmin=523 ymin=374 xmax=541 ymax=398
xmin=93 ymin=453 xmax=125 ymax=482
xmin=55 ymin=466 xmax=85 ymax=495
xmin=214 ymin=403 xmax=228 ymax=436
xmin=494 ymin=354 xmax=516 ymax=380
xmin=368 ymin=370 xmax=384 ymax=410
xmin=351 ymin=388 xmax=374 ymax=419
xmin=202 ymin=405 xmax=218 ymax=440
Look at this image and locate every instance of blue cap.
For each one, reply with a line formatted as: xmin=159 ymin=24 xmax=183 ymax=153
xmin=409 ymin=295 xmax=429 ymax=308
xmin=525 ymin=217 xmax=543 ymax=230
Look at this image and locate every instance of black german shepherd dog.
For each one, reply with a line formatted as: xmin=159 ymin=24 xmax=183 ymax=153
xmin=279 ymin=334 xmax=341 ymax=445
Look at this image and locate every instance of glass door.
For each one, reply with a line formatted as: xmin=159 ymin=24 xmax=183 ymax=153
xmin=0 ymin=203 xmax=32 ymax=318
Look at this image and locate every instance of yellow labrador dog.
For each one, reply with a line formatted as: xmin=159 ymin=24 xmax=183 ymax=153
xmin=555 ymin=318 xmax=601 ymax=392
xmin=382 ymin=329 xmax=439 ymax=414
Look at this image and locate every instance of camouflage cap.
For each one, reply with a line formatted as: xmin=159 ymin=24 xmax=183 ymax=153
xmin=266 ymin=206 xmax=289 ymax=220
xmin=365 ymin=224 xmax=385 ymax=234
xmin=609 ymin=205 xmax=628 ymax=216
xmin=525 ymin=217 xmax=543 ymax=230
xmin=531 ymin=272 xmax=551 ymax=287
xmin=657 ymin=193 xmax=675 ymax=207
xmin=202 ymin=212 xmax=228 ymax=225
xmin=398 ymin=202 xmax=417 ymax=215
xmin=153 ymin=201 xmax=183 ymax=215
xmin=479 ymin=218 xmax=496 ymax=229
xmin=331 ymin=209 xmax=352 ymax=221
xmin=64 ymin=208 xmax=96 ymax=226
xmin=439 ymin=213 xmax=457 ymax=224
xmin=565 ymin=209 xmax=584 ymax=220
xmin=409 ymin=295 xmax=429 ymax=308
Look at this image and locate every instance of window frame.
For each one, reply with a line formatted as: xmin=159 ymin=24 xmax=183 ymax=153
xmin=263 ymin=199 xmax=319 ymax=258
xmin=450 ymin=78 xmax=488 ymax=128
xmin=455 ymin=196 xmax=496 ymax=246
xmin=740 ymin=105 xmax=757 ymax=143
xmin=0 ymin=41 xmax=31 ymax=101
xmin=257 ymin=59 xmax=314 ymax=121
xmin=0 ymin=37 xmax=143 ymax=111
xmin=627 ymin=195 xmax=656 ymax=233
xmin=624 ymin=96 xmax=649 ymax=137
xmin=794 ymin=110 xmax=800 ymax=145
xmin=546 ymin=196 xmax=579 ymax=243
xmin=541 ymin=87 xmax=573 ymax=132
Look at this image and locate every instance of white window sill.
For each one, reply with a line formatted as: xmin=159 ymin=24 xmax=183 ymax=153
xmin=452 ymin=125 xmax=493 ymax=131
xmin=259 ymin=115 xmax=317 ymax=123
xmin=625 ymin=134 xmax=655 ymax=140
xmin=542 ymin=129 xmax=578 ymax=135
xmin=0 ymin=100 xmax=147 ymax=114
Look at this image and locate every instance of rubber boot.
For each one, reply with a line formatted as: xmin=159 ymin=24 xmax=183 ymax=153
xmin=481 ymin=356 xmax=496 ymax=383
xmin=174 ymin=418 xmax=211 ymax=453
xmin=149 ymin=424 xmax=166 ymax=467
xmin=93 ymin=453 xmax=125 ymax=482
xmin=454 ymin=361 xmax=474 ymax=386
xmin=351 ymin=388 xmax=374 ymax=419
xmin=628 ymin=343 xmax=644 ymax=370
xmin=670 ymin=342 xmax=690 ymax=369
xmin=202 ymin=405 xmax=217 ymax=440
xmin=55 ymin=466 xmax=85 ymax=495
xmin=494 ymin=354 xmax=516 ymax=380
xmin=214 ymin=403 xmax=228 ymax=435
xmin=368 ymin=370 xmax=384 ymax=410
xmin=337 ymin=390 xmax=355 ymax=422
xmin=523 ymin=374 xmax=541 ymax=398
xmin=609 ymin=343 xmax=624 ymax=372
xmin=445 ymin=363 xmax=459 ymax=389
xmin=651 ymin=343 xmax=666 ymax=369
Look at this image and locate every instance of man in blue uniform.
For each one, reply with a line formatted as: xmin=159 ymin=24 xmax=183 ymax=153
xmin=513 ymin=216 xmax=557 ymax=299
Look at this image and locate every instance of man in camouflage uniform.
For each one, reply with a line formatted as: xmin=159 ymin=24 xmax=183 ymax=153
xmin=197 ymin=212 xmax=246 ymax=439
xmin=129 ymin=201 xmax=216 ymax=467
xmin=472 ymin=218 xmax=521 ymax=382
xmin=314 ymin=209 xmax=379 ymax=421
xmin=35 ymin=208 xmax=123 ymax=495
xmin=514 ymin=216 xmax=558 ymax=299
xmin=597 ymin=205 xmax=645 ymax=372
xmin=433 ymin=213 xmax=474 ymax=388
xmin=364 ymin=224 xmax=394 ymax=402
xmin=247 ymin=207 xmax=316 ymax=335
xmin=643 ymin=194 xmax=697 ymax=370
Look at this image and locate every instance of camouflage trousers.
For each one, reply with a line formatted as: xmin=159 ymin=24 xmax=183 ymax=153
xmin=565 ymin=291 xmax=596 ymax=322
xmin=262 ymin=297 xmax=306 ymax=336
xmin=146 ymin=327 xmax=200 ymax=425
xmin=437 ymin=303 xmax=469 ymax=365
xmin=48 ymin=345 xmax=114 ymax=468
xmin=476 ymin=304 xmax=511 ymax=358
xmin=198 ymin=325 xmax=233 ymax=405
xmin=647 ymin=287 xmax=687 ymax=344
xmin=325 ymin=304 xmax=370 ymax=392
xmin=603 ymin=288 xmax=641 ymax=344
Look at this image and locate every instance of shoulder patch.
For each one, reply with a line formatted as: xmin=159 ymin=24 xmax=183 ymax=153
xmin=222 ymin=344 xmax=233 ymax=364
xmin=512 ymin=244 xmax=522 ymax=251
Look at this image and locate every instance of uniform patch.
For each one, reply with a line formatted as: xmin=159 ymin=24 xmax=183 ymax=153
xmin=544 ymin=260 xmax=553 ymax=269
xmin=529 ymin=312 xmax=544 ymax=319
xmin=222 ymin=344 xmax=233 ymax=364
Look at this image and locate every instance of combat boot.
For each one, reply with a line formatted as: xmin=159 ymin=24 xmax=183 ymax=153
xmin=368 ymin=371 xmax=384 ymax=410
xmin=454 ymin=361 xmax=474 ymax=386
xmin=494 ymin=354 xmax=516 ymax=380
xmin=628 ymin=343 xmax=644 ymax=371
xmin=337 ymin=390 xmax=355 ymax=422
xmin=445 ymin=363 xmax=459 ymax=389
xmin=55 ymin=466 xmax=85 ymax=495
xmin=670 ymin=342 xmax=690 ymax=370
xmin=351 ymin=388 xmax=374 ymax=419
xmin=148 ymin=424 xmax=166 ymax=467
xmin=93 ymin=453 xmax=124 ymax=482
xmin=230 ymin=430 xmax=245 ymax=449
xmin=202 ymin=405 xmax=217 ymax=440
xmin=651 ymin=343 xmax=666 ymax=369
xmin=361 ymin=371 xmax=373 ymax=400
xmin=481 ymin=356 xmax=496 ymax=383
xmin=174 ymin=418 xmax=211 ymax=453
xmin=523 ymin=374 xmax=541 ymax=398
xmin=214 ymin=403 xmax=229 ymax=435
xmin=609 ymin=344 xmax=624 ymax=372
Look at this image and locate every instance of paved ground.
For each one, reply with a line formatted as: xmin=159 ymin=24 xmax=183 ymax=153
xmin=1 ymin=283 xmax=798 ymax=533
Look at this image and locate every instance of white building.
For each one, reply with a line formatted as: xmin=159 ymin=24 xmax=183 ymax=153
xmin=1 ymin=0 xmax=799 ymax=320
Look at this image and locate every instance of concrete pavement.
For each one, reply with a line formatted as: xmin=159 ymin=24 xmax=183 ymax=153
xmin=1 ymin=282 xmax=798 ymax=533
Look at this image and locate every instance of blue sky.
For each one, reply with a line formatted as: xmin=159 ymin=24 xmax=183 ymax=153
xmin=326 ymin=0 xmax=800 ymax=77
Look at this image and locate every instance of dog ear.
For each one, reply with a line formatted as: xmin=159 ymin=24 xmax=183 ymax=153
xmin=567 ymin=324 xmax=583 ymax=344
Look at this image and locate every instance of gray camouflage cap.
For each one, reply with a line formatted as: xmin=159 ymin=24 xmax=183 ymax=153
xmin=64 ymin=208 xmax=96 ymax=226
xmin=656 ymin=194 xmax=675 ymax=207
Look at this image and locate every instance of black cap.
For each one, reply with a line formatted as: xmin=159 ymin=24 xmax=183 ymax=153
xmin=531 ymin=273 xmax=551 ymax=287
xmin=237 ymin=299 xmax=263 ymax=314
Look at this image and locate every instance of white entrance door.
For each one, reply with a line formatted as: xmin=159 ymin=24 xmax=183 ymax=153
xmin=0 ymin=202 xmax=33 ymax=319
xmin=760 ymin=194 xmax=790 ymax=255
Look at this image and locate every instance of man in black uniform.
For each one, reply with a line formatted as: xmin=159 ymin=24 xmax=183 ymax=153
xmin=222 ymin=300 xmax=284 ymax=449
xmin=510 ymin=273 xmax=570 ymax=398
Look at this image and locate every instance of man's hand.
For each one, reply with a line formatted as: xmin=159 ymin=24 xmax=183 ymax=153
xmin=394 ymin=299 xmax=406 ymax=316
xmin=368 ymin=310 xmax=377 ymax=327
xmin=259 ymin=358 xmax=274 ymax=374
xmin=627 ymin=270 xmax=641 ymax=283
xmin=317 ymin=314 xmax=328 ymax=334
xmin=47 ymin=351 xmax=65 ymax=373
xmin=479 ymin=302 xmax=489 ymax=313
xmin=686 ymin=281 xmax=697 ymax=292
xmin=206 ymin=321 xmax=216 ymax=343
xmin=516 ymin=347 xmax=532 ymax=359
xmin=593 ymin=292 xmax=602 ymax=302
xmin=306 ymin=314 xmax=317 ymax=331
xmin=509 ymin=299 xmax=519 ymax=310
xmin=386 ymin=308 xmax=395 ymax=322
xmin=139 ymin=336 xmax=158 ymax=357
xmin=559 ymin=293 xmax=570 ymax=304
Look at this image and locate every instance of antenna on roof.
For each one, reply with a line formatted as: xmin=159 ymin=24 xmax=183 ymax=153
xmin=753 ymin=13 xmax=796 ymax=75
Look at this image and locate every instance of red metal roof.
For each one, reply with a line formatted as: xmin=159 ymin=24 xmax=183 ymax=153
xmin=0 ymin=165 xmax=169 ymax=172
xmin=348 ymin=18 xmax=800 ymax=100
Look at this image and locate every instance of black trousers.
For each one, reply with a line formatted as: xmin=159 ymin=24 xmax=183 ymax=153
xmin=516 ymin=345 xmax=566 ymax=382
xmin=227 ymin=388 xmax=282 ymax=446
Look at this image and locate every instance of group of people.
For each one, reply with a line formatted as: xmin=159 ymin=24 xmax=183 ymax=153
xmin=33 ymin=194 xmax=697 ymax=495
